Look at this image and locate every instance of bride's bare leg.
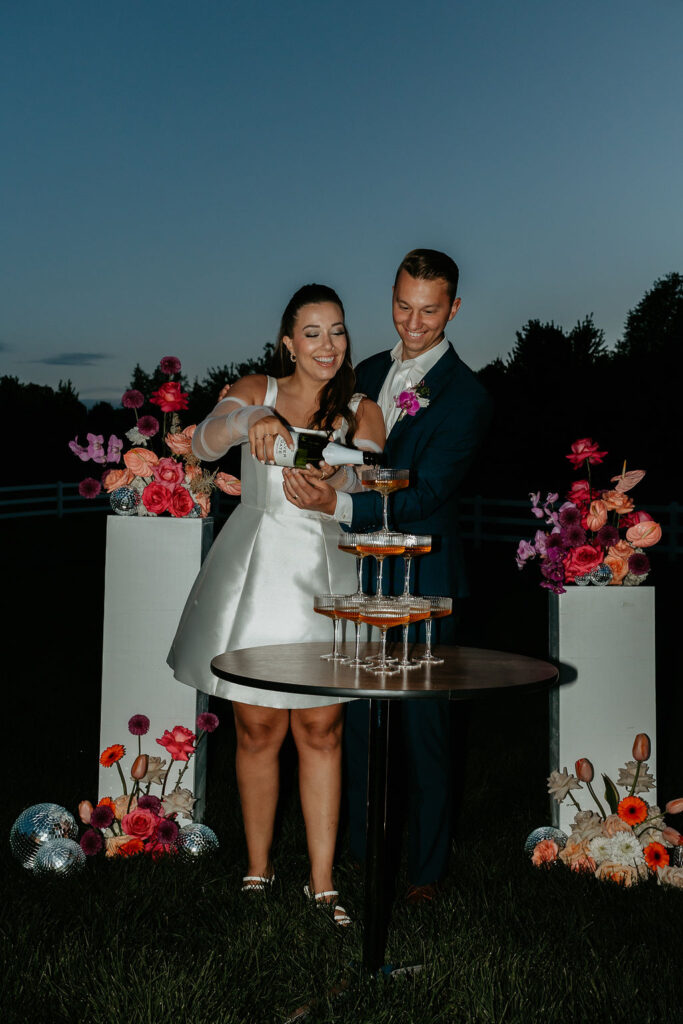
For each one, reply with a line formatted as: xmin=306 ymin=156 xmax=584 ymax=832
xmin=290 ymin=704 xmax=344 ymax=895
xmin=233 ymin=702 xmax=290 ymax=879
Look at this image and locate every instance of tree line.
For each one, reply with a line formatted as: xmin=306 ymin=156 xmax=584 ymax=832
xmin=2 ymin=273 xmax=681 ymax=501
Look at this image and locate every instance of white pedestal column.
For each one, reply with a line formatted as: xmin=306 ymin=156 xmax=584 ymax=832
xmin=548 ymin=587 xmax=656 ymax=833
xmin=99 ymin=516 xmax=214 ymax=819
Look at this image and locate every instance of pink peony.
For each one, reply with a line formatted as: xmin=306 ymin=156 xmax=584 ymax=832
xmin=79 ymin=477 xmax=102 ymax=499
xmin=566 ymin=438 xmax=608 ymax=468
xmin=122 ymin=389 xmax=144 ymax=409
xmin=150 ymin=381 xmax=189 ymax=413
xmin=153 ymin=457 xmax=186 ymax=489
xmin=165 ymin=425 xmax=196 ymax=455
xmin=142 ymin=481 xmax=171 ymax=514
xmin=625 ymin=521 xmax=662 ymax=548
xmin=215 ymin=472 xmax=242 ymax=496
xmin=157 ymin=725 xmax=196 ymax=761
xmin=160 ymin=356 xmax=182 ymax=376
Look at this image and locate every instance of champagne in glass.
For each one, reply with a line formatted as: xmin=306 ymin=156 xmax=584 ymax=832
xmin=401 ymin=533 xmax=432 ymax=596
xmin=335 ymin=595 xmax=367 ymax=667
xmin=414 ymin=596 xmax=453 ymax=665
xmin=338 ymin=533 xmax=366 ymax=597
xmin=360 ymin=468 xmax=410 ymax=530
xmin=356 ymin=532 xmax=405 ymax=597
xmin=396 ymin=597 xmax=430 ymax=670
xmin=313 ymin=595 xmax=347 ymax=661
xmin=358 ymin=598 xmax=410 ymax=675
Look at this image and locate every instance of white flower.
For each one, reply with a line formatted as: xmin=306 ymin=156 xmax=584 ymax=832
xmin=657 ymin=866 xmax=683 ymax=890
xmin=142 ymin=755 xmax=168 ymax=785
xmin=547 ymin=769 xmax=582 ymax=804
xmin=125 ymin=426 xmax=148 ymax=446
xmin=569 ymin=810 xmax=603 ymax=843
xmin=610 ymin=831 xmax=644 ymax=864
xmin=588 ymin=835 xmax=615 ymax=864
xmin=162 ymin=788 xmax=196 ymax=820
xmin=616 ymin=760 xmax=656 ymax=794
xmin=638 ymin=827 xmax=664 ymax=847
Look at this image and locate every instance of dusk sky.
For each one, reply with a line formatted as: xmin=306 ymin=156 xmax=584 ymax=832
xmin=2 ymin=1 xmax=681 ymax=403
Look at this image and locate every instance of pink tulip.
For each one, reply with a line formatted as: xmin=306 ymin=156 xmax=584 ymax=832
xmin=665 ymin=798 xmax=683 ymax=815
xmin=585 ymin=500 xmax=608 ymax=532
xmin=632 ymin=733 xmax=651 ymax=762
xmin=661 ymin=826 xmax=682 ymax=846
xmin=625 ymin=521 xmax=662 ymax=548
xmin=131 ymin=754 xmax=149 ymax=780
xmin=78 ymin=800 xmax=93 ymax=824
xmin=575 ymin=758 xmax=594 ymax=782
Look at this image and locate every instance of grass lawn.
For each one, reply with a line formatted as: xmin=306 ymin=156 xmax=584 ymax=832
xmin=2 ymin=515 xmax=681 ymax=1023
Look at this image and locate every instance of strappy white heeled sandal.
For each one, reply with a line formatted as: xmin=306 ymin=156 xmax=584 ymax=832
xmin=241 ymin=873 xmax=275 ymax=893
xmin=303 ymin=884 xmax=352 ymax=927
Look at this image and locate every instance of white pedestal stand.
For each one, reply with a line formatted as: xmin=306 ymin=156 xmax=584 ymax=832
xmin=549 ymin=587 xmax=656 ymax=833
xmin=99 ymin=516 xmax=214 ymax=819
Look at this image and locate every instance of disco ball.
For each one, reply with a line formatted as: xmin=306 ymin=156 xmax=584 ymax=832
xmin=590 ymin=563 xmax=613 ymax=586
xmin=524 ymin=826 xmax=568 ymax=857
xmin=33 ymin=838 xmax=86 ymax=877
xmin=110 ymin=487 xmax=140 ymax=515
xmin=574 ymin=573 xmax=591 ymax=586
xmin=10 ymin=803 xmax=79 ymax=869
xmin=176 ymin=823 xmax=219 ymax=860
xmin=186 ymin=503 xmax=202 ymax=518
xmin=670 ymin=845 xmax=683 ymax=868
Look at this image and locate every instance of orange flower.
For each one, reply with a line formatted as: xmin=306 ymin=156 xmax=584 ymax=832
xmin=185 ymin=463 xmax=203 ymax=482
xmin=105 ymin=835 xmax=143 ymax=858
xmin=585 ymin=499 xmax=608 ymax=532
xmin=625 ymin=520 xmax=662 ymax=548
xmin=118 ymin=838 xmax=145 ymax=858
xmin=123 ymin=447 xmax=159 ymax=477
xmin=99 ymin=743 xmax=126 ymax=768
xmin=531 ymin=839 xmax=558 ymax=866
xmin=113 ymin=794 xmax=137 ymax=820
xmin=617 ymin=795 xmax=648 ymax=825
xmin=101 ymin=467 xmax=135 ymax=493
xmin=97 ymin=796 xmax=116 ymax=812
xmin=215 ymin=472 xmax=242 ymax=496
xmin=632 ymin=733 xmax=651 ymax=761
xmin=601 ymin=490 xmax=635 ymax=514
xmin=165 ymin=425 xmax=196 ymax=455
xmin=643 ymin=842 xmax=670 ymax=871
xmin=608 ymin=539 xmax=635 ymax=560
xmin=194 ymin=491 xmax=211 ymax=518
xmin=604 ymin=553 xmax=629 ymax=585
xmin=595 ymin=861 xmax=644 ymax=887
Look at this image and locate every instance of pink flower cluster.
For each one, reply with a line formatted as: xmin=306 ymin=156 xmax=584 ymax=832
xmin=516 ymin=439 xmax=661 ymax=592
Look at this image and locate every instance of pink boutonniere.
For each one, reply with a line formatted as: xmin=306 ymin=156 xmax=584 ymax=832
xmin=394 ymin=380 xmax=430 ymax=422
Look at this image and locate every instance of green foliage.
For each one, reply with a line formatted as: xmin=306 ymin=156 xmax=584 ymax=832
xmin=615 ymin=272 xmax=683 ymax=359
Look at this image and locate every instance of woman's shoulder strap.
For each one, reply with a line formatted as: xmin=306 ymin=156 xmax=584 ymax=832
xmin=263 ymin=375 xmax=278 ymax=405
xmin=348 ymin=391 xmax=366 ymax=414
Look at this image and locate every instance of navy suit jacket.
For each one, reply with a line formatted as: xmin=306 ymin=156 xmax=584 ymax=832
xmin=349 ymin=343 xmax=491 ymax=601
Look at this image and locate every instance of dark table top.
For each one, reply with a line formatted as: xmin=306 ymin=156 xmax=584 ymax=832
xmin=211 ymin=642 xmax=558 ymax=701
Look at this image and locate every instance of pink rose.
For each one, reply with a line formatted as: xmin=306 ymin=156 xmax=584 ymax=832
xmin=601 ymin=490 xmax=635 ymax=514
xmin=165 ymin=425 xmax=196 ymax=455
xmin=168 ymin=485 xmax=195 ymax=518
xmin=585 ymin=499 xmax=608 ymax=532
xmin=563 ymin=544 xmax=603 ymax=583
xmin=153 ymin=457 xmax=185 ymax=489
xmin=150 ymin=381 xmax=189 ymax=412
xmin=124 ymin=447 xmax=159 ymax=477
xmin=621 ymin=509 xmax=653 ymax=529
xmin=566 ymin=438 xmax=608 ymax=468
xmin=567 ymin=480 xmax=591 ymax=507
xmin=157 ymin=725 xmax=196 ymax=761
xmin=215 ymin=472 xmax=242 ymax=496
xmin=626 ymin=521 xmax=662 ymax=548
xmin=121 ymin=807 xmax=158 ymax=840
xmin=142 ymin=482 xmax=171 ymax=514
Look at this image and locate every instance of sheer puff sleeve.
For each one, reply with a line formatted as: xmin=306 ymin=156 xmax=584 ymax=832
xmin=192 ymin=397 xmax=276 ymax=461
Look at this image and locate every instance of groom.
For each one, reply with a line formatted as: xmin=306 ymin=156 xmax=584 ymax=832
xmin=291 ymin=248 xmax=491 ymax=901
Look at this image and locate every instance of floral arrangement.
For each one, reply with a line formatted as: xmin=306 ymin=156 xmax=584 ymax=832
xmin=516 ymin=437 xmax=662 ymax=593
xmin=77 ymin=710 xmax=219 ymax=859
xmin=69 ymin=355 xmax=241 ymax=516
xmin=394 ymin=380 xmax=430 ymax=421
xmin=531 ymin=733 xmax=683 ymax=890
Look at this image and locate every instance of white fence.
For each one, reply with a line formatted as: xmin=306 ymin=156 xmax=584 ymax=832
xmin=1 ymin=482 xmax=681 ymax=558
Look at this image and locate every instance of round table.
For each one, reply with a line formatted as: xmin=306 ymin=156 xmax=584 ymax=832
xmin=211 ymin=641 xmax=558 ymax=972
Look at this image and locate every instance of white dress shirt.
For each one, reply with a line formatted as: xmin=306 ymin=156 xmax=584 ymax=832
xmin=333 ymin=337 xmax=450 ymax=523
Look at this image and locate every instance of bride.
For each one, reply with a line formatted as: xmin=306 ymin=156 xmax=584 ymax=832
xmin=168 ymin=284 xmax=385 ymax=924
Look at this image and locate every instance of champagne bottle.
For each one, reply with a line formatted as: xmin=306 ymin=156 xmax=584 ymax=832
xmin=272 ymin=429 xmax=385 ymax=469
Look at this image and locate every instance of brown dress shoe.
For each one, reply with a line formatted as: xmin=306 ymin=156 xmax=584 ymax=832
xmin=406 ymin=882 xmax=439 ymax=905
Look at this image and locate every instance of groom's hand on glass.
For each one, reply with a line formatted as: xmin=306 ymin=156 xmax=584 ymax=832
xmin=282 ymin=467 xmax=337 ymax=516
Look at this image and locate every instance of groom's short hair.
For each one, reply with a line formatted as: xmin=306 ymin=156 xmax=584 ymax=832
xmin=395 ymin=249 xmax=459 ymax=302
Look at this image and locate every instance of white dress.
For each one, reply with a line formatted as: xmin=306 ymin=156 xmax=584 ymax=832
xmin=167 ymin=377 xmax=360 ymax=708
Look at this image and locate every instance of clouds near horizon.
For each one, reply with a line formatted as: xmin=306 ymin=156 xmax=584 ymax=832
xmin=32 ymin=352 xmax=112 ymax=367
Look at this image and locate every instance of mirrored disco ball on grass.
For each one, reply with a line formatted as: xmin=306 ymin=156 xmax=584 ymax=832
xmin=524 ymin=826 xmax=568 ymax=857
xmin=33 ymin=838 xmax=85 ymax=876
xmin=176 ymin=823 xmax=219 ymax=860
xmin=110 ymin=486 xmax=140 ymax=515
xmin=10 ymin=803 xmax=79 ymax=869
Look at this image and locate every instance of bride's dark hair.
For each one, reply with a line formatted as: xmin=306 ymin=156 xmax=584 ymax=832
xmin=272 ymin=283 xmax=358 ymax=441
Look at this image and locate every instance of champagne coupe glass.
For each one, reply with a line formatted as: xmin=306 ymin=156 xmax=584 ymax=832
xmin=356 ymin=532 xmax=405 ymax=598
xmin=361 ymin=468 xmax=410 ymax=531
xmin=335 ymin=595 xmax=367 ymax=667
xmin=358 ymin=598 xmax=411 ymax=675
xmin=396 ymin=597 xmax=430 ymax=670
xmin=313 ymin=595 xmax=348 ymax=662
xmin=415 ymin=596 xmax=453 ymax=665
xmin=401 ymin=534 xmax=432 ymax=596
xmin=338 ymin=533 xmax=366 ymax=596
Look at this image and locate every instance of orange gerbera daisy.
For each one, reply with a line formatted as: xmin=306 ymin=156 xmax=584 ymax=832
xmin=617 ymin=795 xmax=648 ymax=825
xmin=119 ymin=838 xmax=144 ymax=858
xmin=99 ymin=743 xmax=126 ymax=768
xmin=643 ymin=842 xmax=669 ymax=871
xmin=97 ymin=796 xmax=116 ymax=812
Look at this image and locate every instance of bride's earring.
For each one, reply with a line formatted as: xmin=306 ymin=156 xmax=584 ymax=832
xmin=289 ymin=351 xmax=297 ymax=363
